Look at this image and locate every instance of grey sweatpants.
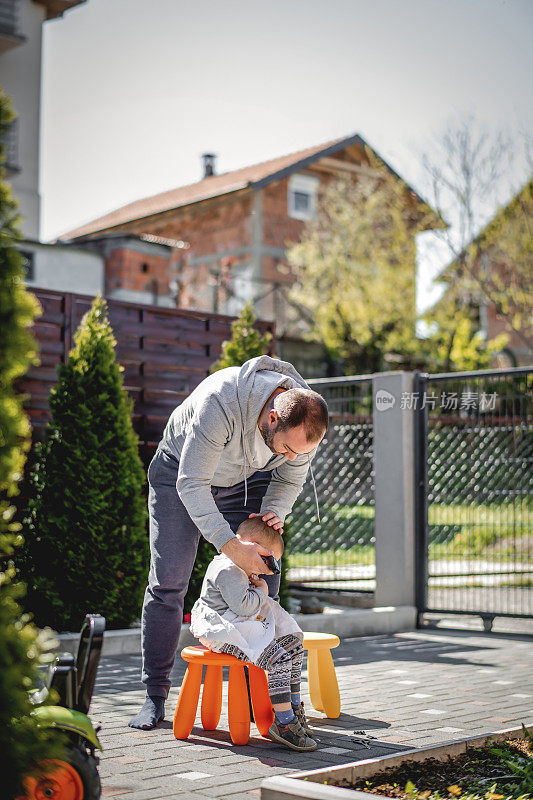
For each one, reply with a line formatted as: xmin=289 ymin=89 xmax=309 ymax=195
xmin=141 ymin=446 xmax=280 ymax=698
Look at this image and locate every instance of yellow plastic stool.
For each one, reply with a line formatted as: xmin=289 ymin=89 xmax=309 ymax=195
xmin=302 ymin=632 xmax=341 ymax=718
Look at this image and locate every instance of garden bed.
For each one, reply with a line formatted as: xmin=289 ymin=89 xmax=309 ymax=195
xmin=260 ymin=726 xmax=531 ymax=800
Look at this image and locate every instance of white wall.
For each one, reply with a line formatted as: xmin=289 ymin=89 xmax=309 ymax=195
xmin=22 ymin=240 xmax=105 ymax=295
xmin=108 ymin=287 xmax=174 ymax=307
xmin=0 ymin=0 xmax=45 ymax=239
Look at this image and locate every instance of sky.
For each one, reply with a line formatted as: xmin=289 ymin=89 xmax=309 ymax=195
xmin=40 ymin=0 xmax=533 ymax=312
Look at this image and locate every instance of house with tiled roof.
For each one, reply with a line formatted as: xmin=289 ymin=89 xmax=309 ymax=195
xmin=59 ymin=133 xmax=442 ymax=375
xmin=431 ymin=176 xmax=533 ymax=369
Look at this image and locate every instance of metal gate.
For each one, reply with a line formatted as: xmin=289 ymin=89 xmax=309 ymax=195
xmin=288 ymin=376 xmax=375 ymax=591
xmin=414 ymin=366 xmax=533 ymax=627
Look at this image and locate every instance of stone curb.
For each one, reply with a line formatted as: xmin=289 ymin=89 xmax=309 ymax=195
xmin=56 ymin=605 xmax=417 ymax=656
xmin=260 ymin=725 xmax=529 ymax=800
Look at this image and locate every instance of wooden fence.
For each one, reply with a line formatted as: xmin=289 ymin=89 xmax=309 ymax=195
xmin=23 ymin=289 xmax=275 ymax=466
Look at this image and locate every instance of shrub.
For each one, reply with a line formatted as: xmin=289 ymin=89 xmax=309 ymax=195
xmin=0 ymin=86 xmax=62 ymax=799
xmin=20 ymin=296 xmax=148 ymax=631
xmin=210 ymin=301 xmax=272 ymax=372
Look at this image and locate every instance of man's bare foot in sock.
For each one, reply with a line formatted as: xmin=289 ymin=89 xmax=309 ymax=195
xmin=128 ymin=695 xmax=165 ymax=730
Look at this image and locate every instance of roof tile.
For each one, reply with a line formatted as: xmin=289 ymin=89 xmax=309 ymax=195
xmin=59 ymin=136 xmax=346 ymax=240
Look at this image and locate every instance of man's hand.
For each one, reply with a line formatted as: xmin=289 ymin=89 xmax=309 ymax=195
xmin=220 ymin=536 xmax=274 ymax=577
xmin=249 ymin=511 xmax=284 ymax=532
xmin=249 ymin=575 xmax=269 ymax=593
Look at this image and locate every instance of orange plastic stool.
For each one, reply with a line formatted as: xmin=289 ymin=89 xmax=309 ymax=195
xmin=173 ymin=645 xmax=274 ymax=745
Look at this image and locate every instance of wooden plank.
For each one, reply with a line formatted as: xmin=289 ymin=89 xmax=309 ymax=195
xmin=140 ymin=416 xmax=170 ymax=441
xmin=64 ymin=292 xmax=73 ymax=359
xmin=26 ymin=408 xmax=51 ymax=424
xmin=116 ymin=348 xmax=213 ymax=369
xmin=23 ymin=396 xmax=50 ymax=411
xmin=142 ymin=309 xmax=209 ymax=330
xmin=119 ymin=334 xmax=207 ymax=355
xmin=34 ymin=352 xmax=61 ymax=369
xmin=142 ymin=388 xmax=189 ymax=403
xmin=26 ymin=365 xmax=61 ymax=381
xmin=18 ymin=379 xmax=56 ymax=398
xmin=33 ymin=321 xmax=64 ymax=340
xmin=36 ymin=309 xmax=65 ymax=326
xmin=121 ymin=374 xmax=194 ymax=394
xmin=110 ymin=321 xmax=224 ymax=347
xmin=135 ymin=399 xmax=181 ymax=415
xmin=311 ymin=157 xmax=382 ymax=178
xmin=33 ymin=291 xmax=66 ymax=315
xmin=35 ymin=339 xmax=64 ymax=356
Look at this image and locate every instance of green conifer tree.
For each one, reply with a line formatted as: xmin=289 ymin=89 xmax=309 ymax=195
xmin=210 ymin=301 xmax=272 ymax=372
xmin=21 ymin=296 xmax=148 ymax=631
xmin=0 ymin=86 xmax=61 ymax=799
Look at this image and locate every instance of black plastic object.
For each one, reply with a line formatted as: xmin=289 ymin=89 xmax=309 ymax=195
xmin=261 ymin=554 xmax=280 ymax=575
xmin=49 ymin=653 xmax=77 ymax=709
xmin=49 ymin=613 xmax=106 ymax=714
xmin=75 ymin=614 xmax=106 ymax=714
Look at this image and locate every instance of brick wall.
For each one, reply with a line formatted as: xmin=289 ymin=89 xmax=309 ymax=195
xmin=108 ymin=193 xmax=253 ymax=313
xmin=105 ymin=247 xmax=174 ymax=296
xmin=262 ymin=177 xmax=306 ymax=249
xmin=152 ymin=193 xmax=253 ymax=255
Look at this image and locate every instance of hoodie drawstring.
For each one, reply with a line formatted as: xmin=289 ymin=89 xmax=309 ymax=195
xmin=308 ymin=455 xmax=320 ymax=523
xmin=243 ymin=429 xmax=248 ymax=507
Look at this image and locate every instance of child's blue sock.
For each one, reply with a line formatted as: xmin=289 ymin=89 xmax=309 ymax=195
xmin=291 ymin=693 xmax=301 ymax=706
xmin=276 ymin=708 xmax=296 ymax=725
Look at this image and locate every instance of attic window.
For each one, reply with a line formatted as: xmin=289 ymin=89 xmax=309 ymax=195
xmin=288 ymin=174 xmax=319 ymax=221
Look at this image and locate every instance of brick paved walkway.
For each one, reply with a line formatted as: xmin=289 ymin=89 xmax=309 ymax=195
xmin=92 ymin=629 xmax=533 ymax=800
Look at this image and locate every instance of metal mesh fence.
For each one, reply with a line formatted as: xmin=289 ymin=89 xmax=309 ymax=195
xmin=420 ymin=367 xmax=533 ymax=620
xmin=287 ymin=377 xmax=375 ymax=591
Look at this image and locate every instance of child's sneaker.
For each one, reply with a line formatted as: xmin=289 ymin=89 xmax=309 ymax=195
xmin=268 ymin=716 xmax=317 ymax=752
xmin=292 ymin=701 xmax=312 ymax=735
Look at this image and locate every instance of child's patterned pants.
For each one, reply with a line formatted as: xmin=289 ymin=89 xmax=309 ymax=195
xmin=220 ymin=632 xmax=304 ymax=705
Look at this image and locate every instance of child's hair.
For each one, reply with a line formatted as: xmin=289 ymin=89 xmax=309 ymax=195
xmin=237 ymin=517 xmax=284 ymax=556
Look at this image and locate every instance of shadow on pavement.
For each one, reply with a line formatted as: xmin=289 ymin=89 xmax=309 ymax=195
xmin=153 ymin=711 xmax=410 ymax=767
xmin=332 ymin=629 xmax=526 ymax=670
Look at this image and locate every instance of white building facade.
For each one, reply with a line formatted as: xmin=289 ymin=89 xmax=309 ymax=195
xmin=0 ymin=0 xmax=105 ymax=295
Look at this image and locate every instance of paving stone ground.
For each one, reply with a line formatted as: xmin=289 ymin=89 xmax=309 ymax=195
xmin=91 ymin=629 xmax=533 ymax=800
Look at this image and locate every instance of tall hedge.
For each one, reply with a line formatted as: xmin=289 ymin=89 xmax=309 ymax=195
xmin=20 ymin=296 xmax=148 ymax=631
xmin=184 ymin=302 xmax=272 ymax=613
xmin=0 ymin=86 xmax=62 ymax=800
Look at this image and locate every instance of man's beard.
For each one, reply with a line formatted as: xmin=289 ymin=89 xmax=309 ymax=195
xmin=260 ymin=420 xmax=280 ymax=453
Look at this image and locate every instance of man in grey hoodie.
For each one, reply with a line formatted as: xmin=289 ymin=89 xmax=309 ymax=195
xmin=129 ymin=356 xmax=328 ymax=730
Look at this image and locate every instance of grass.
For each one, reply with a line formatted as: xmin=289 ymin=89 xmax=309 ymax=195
xmin=289 ymin=502 xmax=532 ymax=568
xmin=328 ymin=731 xmax=533 ymax=799
xmin=288 ymin=544 xmax=375 ymax=569
xmin=329 ymin=502 xmax=532 ymax=527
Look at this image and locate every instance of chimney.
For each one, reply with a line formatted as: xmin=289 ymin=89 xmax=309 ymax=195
xmin=202 ymin=153 xmax=216 ymax=178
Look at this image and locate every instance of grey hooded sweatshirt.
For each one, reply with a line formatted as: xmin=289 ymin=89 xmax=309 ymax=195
xmin=160 ymin=355 xmax=321 ymax=552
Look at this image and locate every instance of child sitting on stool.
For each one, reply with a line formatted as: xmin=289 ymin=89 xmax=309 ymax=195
xmin=190 ymin=516 xmax=317 ymax=752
